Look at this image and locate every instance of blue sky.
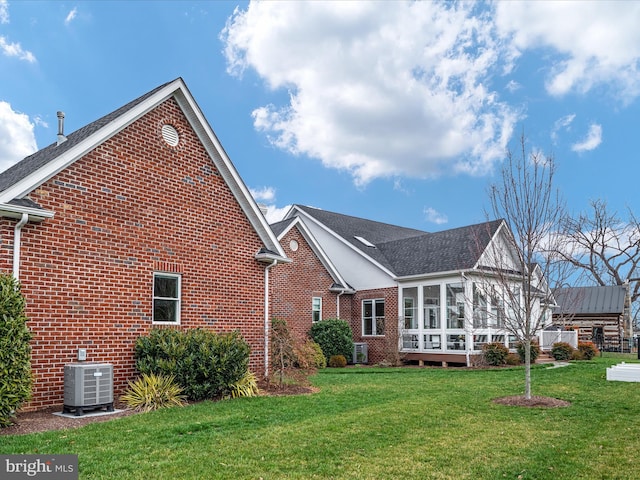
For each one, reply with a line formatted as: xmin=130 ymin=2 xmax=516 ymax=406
xmin=1 ymin=0 xmax=640 ymax=232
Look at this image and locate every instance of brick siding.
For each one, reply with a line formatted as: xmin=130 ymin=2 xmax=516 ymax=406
xmin=1 ymin=98 xmax=268 ymax=410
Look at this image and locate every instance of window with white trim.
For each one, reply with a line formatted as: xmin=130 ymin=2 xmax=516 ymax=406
xmin=153 ymin=272 xmax=181 ymax=323
xmin=363 ymin=299 xmax=385 ymax=336
xmin=312 ymin=297 xmax=322 ymax=323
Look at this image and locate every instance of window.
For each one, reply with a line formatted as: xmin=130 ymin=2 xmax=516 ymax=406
xmin=153 ymin=273 xmax=181 ymax=323
xmin=402 ymin=334 xmax=419 ymax=350
xmin=423 ymin=285 xmax=441 ymax=329
xmin=473 ymin=283 xmax=488 ymax=328
xmin=424 ymin=334 xmax=441 ymax=350
xmin=312 ymin=297 xmax=322 ymax=323
xmin=446 ymin=283 xmax=465 ymax=329
xmin=447 ymin=334 xmax=466 ymax=350
xmin=363 ymin=299 xmax=385 ymax=336
xmin=473 ymin=334 xmax=488 ymax=351
xmin=403 ymin=287 xmax=418 ymax=329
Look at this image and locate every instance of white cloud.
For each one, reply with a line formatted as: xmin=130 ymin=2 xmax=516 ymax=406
xmin=222 ymin=1 xmax=519 ymax=186
xmin=571 ymin=124 xmax=602 ymax=153
xmin=551 ymin=114 xmax=576 ymax=142
xmin=0 ymin=35 xmax=36 ymax=63
xmin=424 ymin=207 xmax=448 ymax=225
xmin=249 ymin=185 xmax=276 ymax=203
xmin=65 ymin=7 xmax=78 ymax=26
xmin=263 ymin=204 xmax=290 ymax=224
xmin=495 ymin=1 xmax=640 ymax=102
xmin=0 ymin=101 xmax=37 ymax=173
xmin=0 ymin=0 xmax=9 ymax=24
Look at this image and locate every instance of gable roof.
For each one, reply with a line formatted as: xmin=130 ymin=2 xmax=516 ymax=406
xmin=0 ymin=78 xmax=287 ymax=261
xmin=553 ymin=285 xmax=627 ymax=315
xmin=286 ymin=204 xmax=505 ymax=278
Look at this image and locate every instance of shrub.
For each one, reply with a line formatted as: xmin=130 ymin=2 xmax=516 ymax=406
xmin=578 ymin=341 xmax=599 ymax=360
xmin=482 ymin=342 xmax=509 ymax=366
xmin=120 ymin=373 xmax=186 ymax=412
xmin=0 ymin=275 xmax=33 ymax=428
xmin=571 ymin=349 xmax=585 ymax=361
xmin=294 ymin=339 xmax=326 ymax=370
xmin=328 ymin=355 xmax=347 ymax=368
xmin=228 ymin=370 xmax=260 ymax=399
xmin=505 ymin=353 xmax=521 ymax=365
xmin=310 ymin=318 xmax=354 ymax=361
xmin=516 ymin=341 xmax=540 ymax=363
xmin=270 ymin=318 xmax=297 ymax=385
xmin=551 ymin=342 xmax=574 ymax=361
xmin=135 ymin=328 xmax=250 ymax=400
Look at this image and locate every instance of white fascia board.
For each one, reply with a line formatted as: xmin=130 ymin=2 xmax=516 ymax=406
xmin=0 ymin=80 xmax=182 ymax=203
xmin=276 ymin=216 xmax=349 ymax=288
xmin=0 ymin=203 xmax=55 ymax=222
xmin=289 ymin=206 xmax=396 ymax=278
xmin=173 ymin=86 xmax=287 ymax=260
xmin=395 ymin=269 xmax=468 ymax=283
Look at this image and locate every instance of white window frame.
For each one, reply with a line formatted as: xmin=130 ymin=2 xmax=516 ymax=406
xmin=362 ymin=298 xmax=385 ymax=336
xmin=312 ymin=297 xmax=322 ymax=323
xmin=153 ymin=272 xmax=181 ymax=324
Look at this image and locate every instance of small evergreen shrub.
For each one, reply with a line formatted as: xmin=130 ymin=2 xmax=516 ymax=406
xmin=0 ymin=275 xmax=33 ymax=428
xmin=135 ymin=328 xmax=250 ymax=400
xmin=482 ymin=342 xmax=509 ymax=366
xmin=120 ymin=373 xmax=186 ymax=412
xmin=516 ymin=341 xmax=540 ymax=363
xmin=328 ymin=355 xmax=347 ymax=368
xmin=571 ymin=349 xmax=585 ymax=361
xmin=578 ymin=341 xmax=599 ymax=360
xmin=551 ymin=342 xmax=574 ymax=361
xmin=505 ymin=353 xmax=521 ymax=365
xmin=310 ymin=318 xmax=354 ymax=361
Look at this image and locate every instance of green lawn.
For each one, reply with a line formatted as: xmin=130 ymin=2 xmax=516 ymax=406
xmin=2 ymin=354 xmax=639 ymax=479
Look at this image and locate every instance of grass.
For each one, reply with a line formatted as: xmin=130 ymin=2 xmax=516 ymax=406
xmin=2 ymin=353 xmax=640 ymax=479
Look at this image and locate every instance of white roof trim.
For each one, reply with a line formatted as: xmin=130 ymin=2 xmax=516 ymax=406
xmin=276 ymin=216 xmax=350 ymax=288
xmin=286 ymin=206 xmax=396 ymax=278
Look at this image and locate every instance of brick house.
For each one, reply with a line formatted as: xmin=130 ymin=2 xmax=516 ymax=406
xmin=271 ymin=205 xmax=553 ymax=365
xmin=0 ymin=78 xmax=288 ymax=410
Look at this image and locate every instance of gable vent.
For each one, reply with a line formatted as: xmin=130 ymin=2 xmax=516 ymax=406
xmin=161 ymin=124 xmax=179 ymax=146
xmin=354 ymin=236 xmax=376 ymax=248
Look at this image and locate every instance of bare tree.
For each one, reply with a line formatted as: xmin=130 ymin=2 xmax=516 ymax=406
xmin=559 ymin=199 xmax=638 ymax=333
xmin=484 ymin=134 xmax=566 ymax=399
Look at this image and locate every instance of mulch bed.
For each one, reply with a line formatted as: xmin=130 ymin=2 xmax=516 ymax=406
xmin=492 ymin=395 xmax=571 ymax=408
xmin=1 ymin=382 xmax=317 ymax=436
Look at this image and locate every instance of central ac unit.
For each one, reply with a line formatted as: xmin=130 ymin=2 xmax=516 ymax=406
xmin=352 ymin=343 xmax=368 ymax=364
xmin=63 ymin=363 xmax=114 ymax=416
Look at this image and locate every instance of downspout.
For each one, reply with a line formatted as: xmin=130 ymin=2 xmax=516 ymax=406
xmin=336 ymin=290 xmax=345 ymax=318
xmin=13 ymin=213 xmax=29 ymax=281
xmin=264 ymin=259 xmax=277 ymax=379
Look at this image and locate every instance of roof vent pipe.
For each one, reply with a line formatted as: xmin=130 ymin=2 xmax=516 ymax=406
xmin=57 ymin=111 xmax=67 ymax=145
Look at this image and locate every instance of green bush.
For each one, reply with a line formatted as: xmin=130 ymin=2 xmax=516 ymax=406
xmin=551 ymin=342 xmax=574 ymax=361
xmin=135 ymin=328 xmax=250 ymax=401
xmin=120 ymin=373 xmax=186 ymax=412
xmin=578 ymin=341 xmax=599 ymax=360
xmin=328 ymin=355 xmax=347 ymax=368
xmin=310 ymin=318 xmax=354 ymax=361
xmin=482 ymin=342 xmax=509 ymax=366
xmin=505 ymin=353 xmax=521 ymax=365
xmin=0 ymin=275 xmax=33 ymax=428
xmin=516 ymin=341 xmax=540 ymax=363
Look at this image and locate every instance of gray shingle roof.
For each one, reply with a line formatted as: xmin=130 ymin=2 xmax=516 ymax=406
xmin=0 ymin=79 xmax=177 ymax=195
xmin=293 ymin=205 xmax=503 ymax=277
xmin=554 ymin=285 xmax=627 ymax=315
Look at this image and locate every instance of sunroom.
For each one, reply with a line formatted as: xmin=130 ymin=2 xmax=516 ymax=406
xmin=399 ymin=278 xmax=521 ymax=366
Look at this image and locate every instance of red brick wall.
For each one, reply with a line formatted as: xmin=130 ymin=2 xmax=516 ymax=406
xmin=2 ymin=98 xmax=268 ymax=410
xmin=270 ymin=226 xmax=342 ymax=340
xmin=351 ymin=287 xmax=399 ymax=364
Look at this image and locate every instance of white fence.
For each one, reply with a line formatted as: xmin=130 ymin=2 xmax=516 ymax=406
xmin=540 ymin=330 xmax=578 ymax=351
